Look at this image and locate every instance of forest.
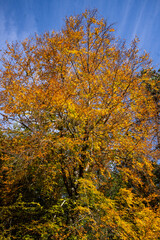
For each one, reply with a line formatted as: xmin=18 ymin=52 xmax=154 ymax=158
xmin=0 ymin=10 xmax=159 ymax=239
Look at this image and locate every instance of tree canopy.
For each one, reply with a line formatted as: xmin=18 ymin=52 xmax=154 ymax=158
xmin=0 ymin=9 xmax=159 ymax=239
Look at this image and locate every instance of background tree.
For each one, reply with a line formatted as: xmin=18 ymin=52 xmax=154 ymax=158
xmin=0 ymin=9 xmax=159 ymax=239
xmin=146 ymin=69 xmax=160 ymax=150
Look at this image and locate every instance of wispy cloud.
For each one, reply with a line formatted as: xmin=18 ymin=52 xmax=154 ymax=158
xmin=0 ymin=6 xmax=37 ymax=50
xmin=131 ymin=0 xmax=147 ymax=39
xmin=0 ymin=9 xmax=18 ymax=47
xmin=140 ymin=0 xmax=160 ymax=45
xmin=119 ymin=0 xmax=132 ymax=36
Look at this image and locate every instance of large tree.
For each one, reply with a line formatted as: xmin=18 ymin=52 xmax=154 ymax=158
xmin=0 ymin=10 xmax=159 ymax=239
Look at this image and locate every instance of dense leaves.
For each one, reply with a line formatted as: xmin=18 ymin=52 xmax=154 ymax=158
xmin=0 ymin=10 xmax=159 ymax=239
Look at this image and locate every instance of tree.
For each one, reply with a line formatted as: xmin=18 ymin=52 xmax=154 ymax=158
xmin=0 ymin=9 xmax=159 ymax=239
xmin=146 ymin=69 xmax=160 ymax=150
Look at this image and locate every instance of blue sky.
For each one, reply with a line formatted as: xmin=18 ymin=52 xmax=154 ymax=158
xmin=0 ymin=0 xmax=160 ymax=68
